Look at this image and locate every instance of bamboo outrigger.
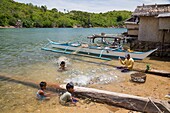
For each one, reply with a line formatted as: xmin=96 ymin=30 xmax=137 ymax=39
xmin=41 ymin=38 xmax=158 ymax=60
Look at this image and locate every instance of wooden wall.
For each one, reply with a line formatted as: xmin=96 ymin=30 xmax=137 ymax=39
xmin=126 ymin=24 xmax=139 ymax=29
xmin=159 ymin=18 xmax=170 ymax=43
xmin=126 ymin=23 xmax=139 ymax=36
xmin=159 ymin=18 xmax=170 ymax=29
xmin=128 ymin=30 xmax=138 ymax=36
xmin=138 ymin=16 xmax=159 ymax=42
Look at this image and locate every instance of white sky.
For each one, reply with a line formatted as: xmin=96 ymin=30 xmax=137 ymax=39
xmin=14 ymin=0 xmax=170 ymax=13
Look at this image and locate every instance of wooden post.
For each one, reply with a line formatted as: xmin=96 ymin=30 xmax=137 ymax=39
xmin=161 ymin=30 xmax=165 ymax=57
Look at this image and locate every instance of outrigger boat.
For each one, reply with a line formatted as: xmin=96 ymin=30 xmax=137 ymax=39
xmin=41 ymin=36 xmax=158 ymax=60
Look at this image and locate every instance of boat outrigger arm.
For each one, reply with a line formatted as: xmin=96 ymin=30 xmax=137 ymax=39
xmin=41 ymin=40 xmax=112 ymax=61
xmin=41 ymin=39 xmax=158 ymax=60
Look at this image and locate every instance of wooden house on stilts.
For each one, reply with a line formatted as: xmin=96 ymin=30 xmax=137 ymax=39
xmin=125 ymin=4 xmax=170 ymax=57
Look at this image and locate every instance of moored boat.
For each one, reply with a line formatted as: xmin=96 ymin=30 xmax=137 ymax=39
xmin=41 ymin=39 xmax=158 ymax=60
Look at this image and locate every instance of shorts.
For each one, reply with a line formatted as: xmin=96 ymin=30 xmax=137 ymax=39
xmin=37 ymin=95 xmax=46 ymax=100
xmin=59 ymin=100 xmax=71 ymax=106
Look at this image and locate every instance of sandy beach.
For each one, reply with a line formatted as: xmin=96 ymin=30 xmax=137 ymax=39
xmin=0 ymin=1 xmax=170 ymax=112
xmin=0 ymin=56 xmax=170 ymax=113
xmin=0 ymin=26 xmax=15 ymax=28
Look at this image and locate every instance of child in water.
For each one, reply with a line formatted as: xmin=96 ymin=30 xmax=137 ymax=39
xmin=36 ymin=81 xmax=51 ymax=100
xmin=59 ymin=61 xmax=66 ymax=71
xmin=59 ymin=82 xmax=78 ymax=106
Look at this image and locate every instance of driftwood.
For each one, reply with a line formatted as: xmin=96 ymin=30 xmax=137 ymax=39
xmin=1 ymin=75 xmax=169 ymax=112
xmin=133 ymin=68 xmax=170 ymax=77
xmin=147 ymin=69 xmax=170 ymax=77
xmin=60 ymin=85 xmax=170 ymax=113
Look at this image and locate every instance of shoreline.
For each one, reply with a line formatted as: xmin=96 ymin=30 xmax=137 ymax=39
xmin=0 ymin=57 xmax=170 ymax=113
xmin=0 ymin=26 xmax=15 ymax=28
xmin=0 ymin=26 xmax=126 ymax=29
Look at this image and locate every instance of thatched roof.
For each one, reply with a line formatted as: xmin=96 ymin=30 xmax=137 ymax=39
xmin=133 ymin=4 xmax=170 ymax=16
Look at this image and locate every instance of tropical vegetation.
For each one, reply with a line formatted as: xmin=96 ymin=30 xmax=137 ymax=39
xmin=0 ymin=0 xmax=132 ymax=28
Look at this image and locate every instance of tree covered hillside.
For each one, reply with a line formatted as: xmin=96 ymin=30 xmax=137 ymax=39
xmin=0 ymin=0 xmax=132 ymax=28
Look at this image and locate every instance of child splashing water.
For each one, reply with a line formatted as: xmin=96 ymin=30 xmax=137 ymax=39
xmin=59 ymin=61 xmax=66 ymax=71
xmin=57 ymin=56 xmax=70 ymax=71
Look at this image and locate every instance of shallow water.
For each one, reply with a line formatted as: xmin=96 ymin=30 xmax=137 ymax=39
xmin=0 ymin=28 xmax=127 ymax=83
xmin=0 ymin=28 xmax=129 ymax=112
xmin=0 ymin=55 xmax=134 ymax=113
xmin=15 ymin=55 xmax=130 ymax=86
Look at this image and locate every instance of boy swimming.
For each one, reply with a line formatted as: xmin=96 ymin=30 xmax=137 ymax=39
xmin=59 ymin=61 xmax=66 ymax=71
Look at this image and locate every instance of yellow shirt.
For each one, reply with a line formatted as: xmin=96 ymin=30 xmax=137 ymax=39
xmin=120 ymin=58 xmax=134 ymax=70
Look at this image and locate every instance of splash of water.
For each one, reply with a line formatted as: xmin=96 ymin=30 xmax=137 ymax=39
xmin=63 ymin=70 xmax=119 ymax=86
xmin=55 ymin=56 xmax=71 ymax=67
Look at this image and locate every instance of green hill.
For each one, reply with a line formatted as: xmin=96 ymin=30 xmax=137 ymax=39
xmin=0 ymin=0 xmax=132 ymax=28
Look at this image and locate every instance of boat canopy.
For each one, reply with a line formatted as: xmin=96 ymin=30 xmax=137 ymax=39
xmin=87 ymin=33 xmax=124 ymax=43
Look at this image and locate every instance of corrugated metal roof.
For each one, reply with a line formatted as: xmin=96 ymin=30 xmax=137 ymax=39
xmin=158 ymin=13 xmax=170 ymax=17
xmin=124 ymin=22 xmax=137 ymax=24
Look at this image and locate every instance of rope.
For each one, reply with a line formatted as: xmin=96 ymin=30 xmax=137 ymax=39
xmin=143 ymin=97 xmax=164 ymax=113
xmin=148 ymin=97 xmax=164 ymax=113
xmin=143 ymin=98 xmax=150 ymax=112
xmin=142 ymin=83 xmax=164 ymax=113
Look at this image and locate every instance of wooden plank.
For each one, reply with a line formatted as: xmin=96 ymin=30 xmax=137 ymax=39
xmin=147 ymin=69 xmax=170 ymax=77
xmin=60 ymin=85 xmax=170 ymax=113
xmin=132 ymin=68 xmax=170 ymax=77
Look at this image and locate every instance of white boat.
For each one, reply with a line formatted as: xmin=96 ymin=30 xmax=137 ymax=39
xmin=41 ymin=39 xmax=158 ymax=60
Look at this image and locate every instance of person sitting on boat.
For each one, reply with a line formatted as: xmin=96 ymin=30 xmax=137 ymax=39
xmin=59 ymin=61 xmax=66 ymax=71
xmin=127 ymin=48 xmax=134 ymax=52
xmin=117 ymin=54 xmax=134 ymax=72
xmin=109 ymin=41 xmax=118 ymax=48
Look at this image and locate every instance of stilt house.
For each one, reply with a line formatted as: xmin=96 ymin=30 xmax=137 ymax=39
xmin=125 ymin=4 xmax=170 ymax=56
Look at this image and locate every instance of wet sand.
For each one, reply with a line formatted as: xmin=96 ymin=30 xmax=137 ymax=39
xmin=0 ymin=56 xmax=170 ymax=113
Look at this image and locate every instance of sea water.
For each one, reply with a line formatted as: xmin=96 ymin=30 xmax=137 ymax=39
xmin=0 ymin=28 xmax=127 ymax=85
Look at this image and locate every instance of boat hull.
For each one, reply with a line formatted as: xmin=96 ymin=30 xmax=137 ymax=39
xmin=42 ymin=40 xmax=158 ymax=60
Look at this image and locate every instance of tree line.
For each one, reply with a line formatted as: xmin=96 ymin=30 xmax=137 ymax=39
xmin=0 ymin=0 xmax=132 ymax=28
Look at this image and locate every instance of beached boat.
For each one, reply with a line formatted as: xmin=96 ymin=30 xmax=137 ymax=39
xmin=41 ymin=39 xmax=158 ymax=60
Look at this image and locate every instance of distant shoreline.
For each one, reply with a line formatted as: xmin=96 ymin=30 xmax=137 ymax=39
xmin=0 ymin=26 xmax=15 ymax=28
xmin=0 ymin=26 xmax=125 ymax=29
